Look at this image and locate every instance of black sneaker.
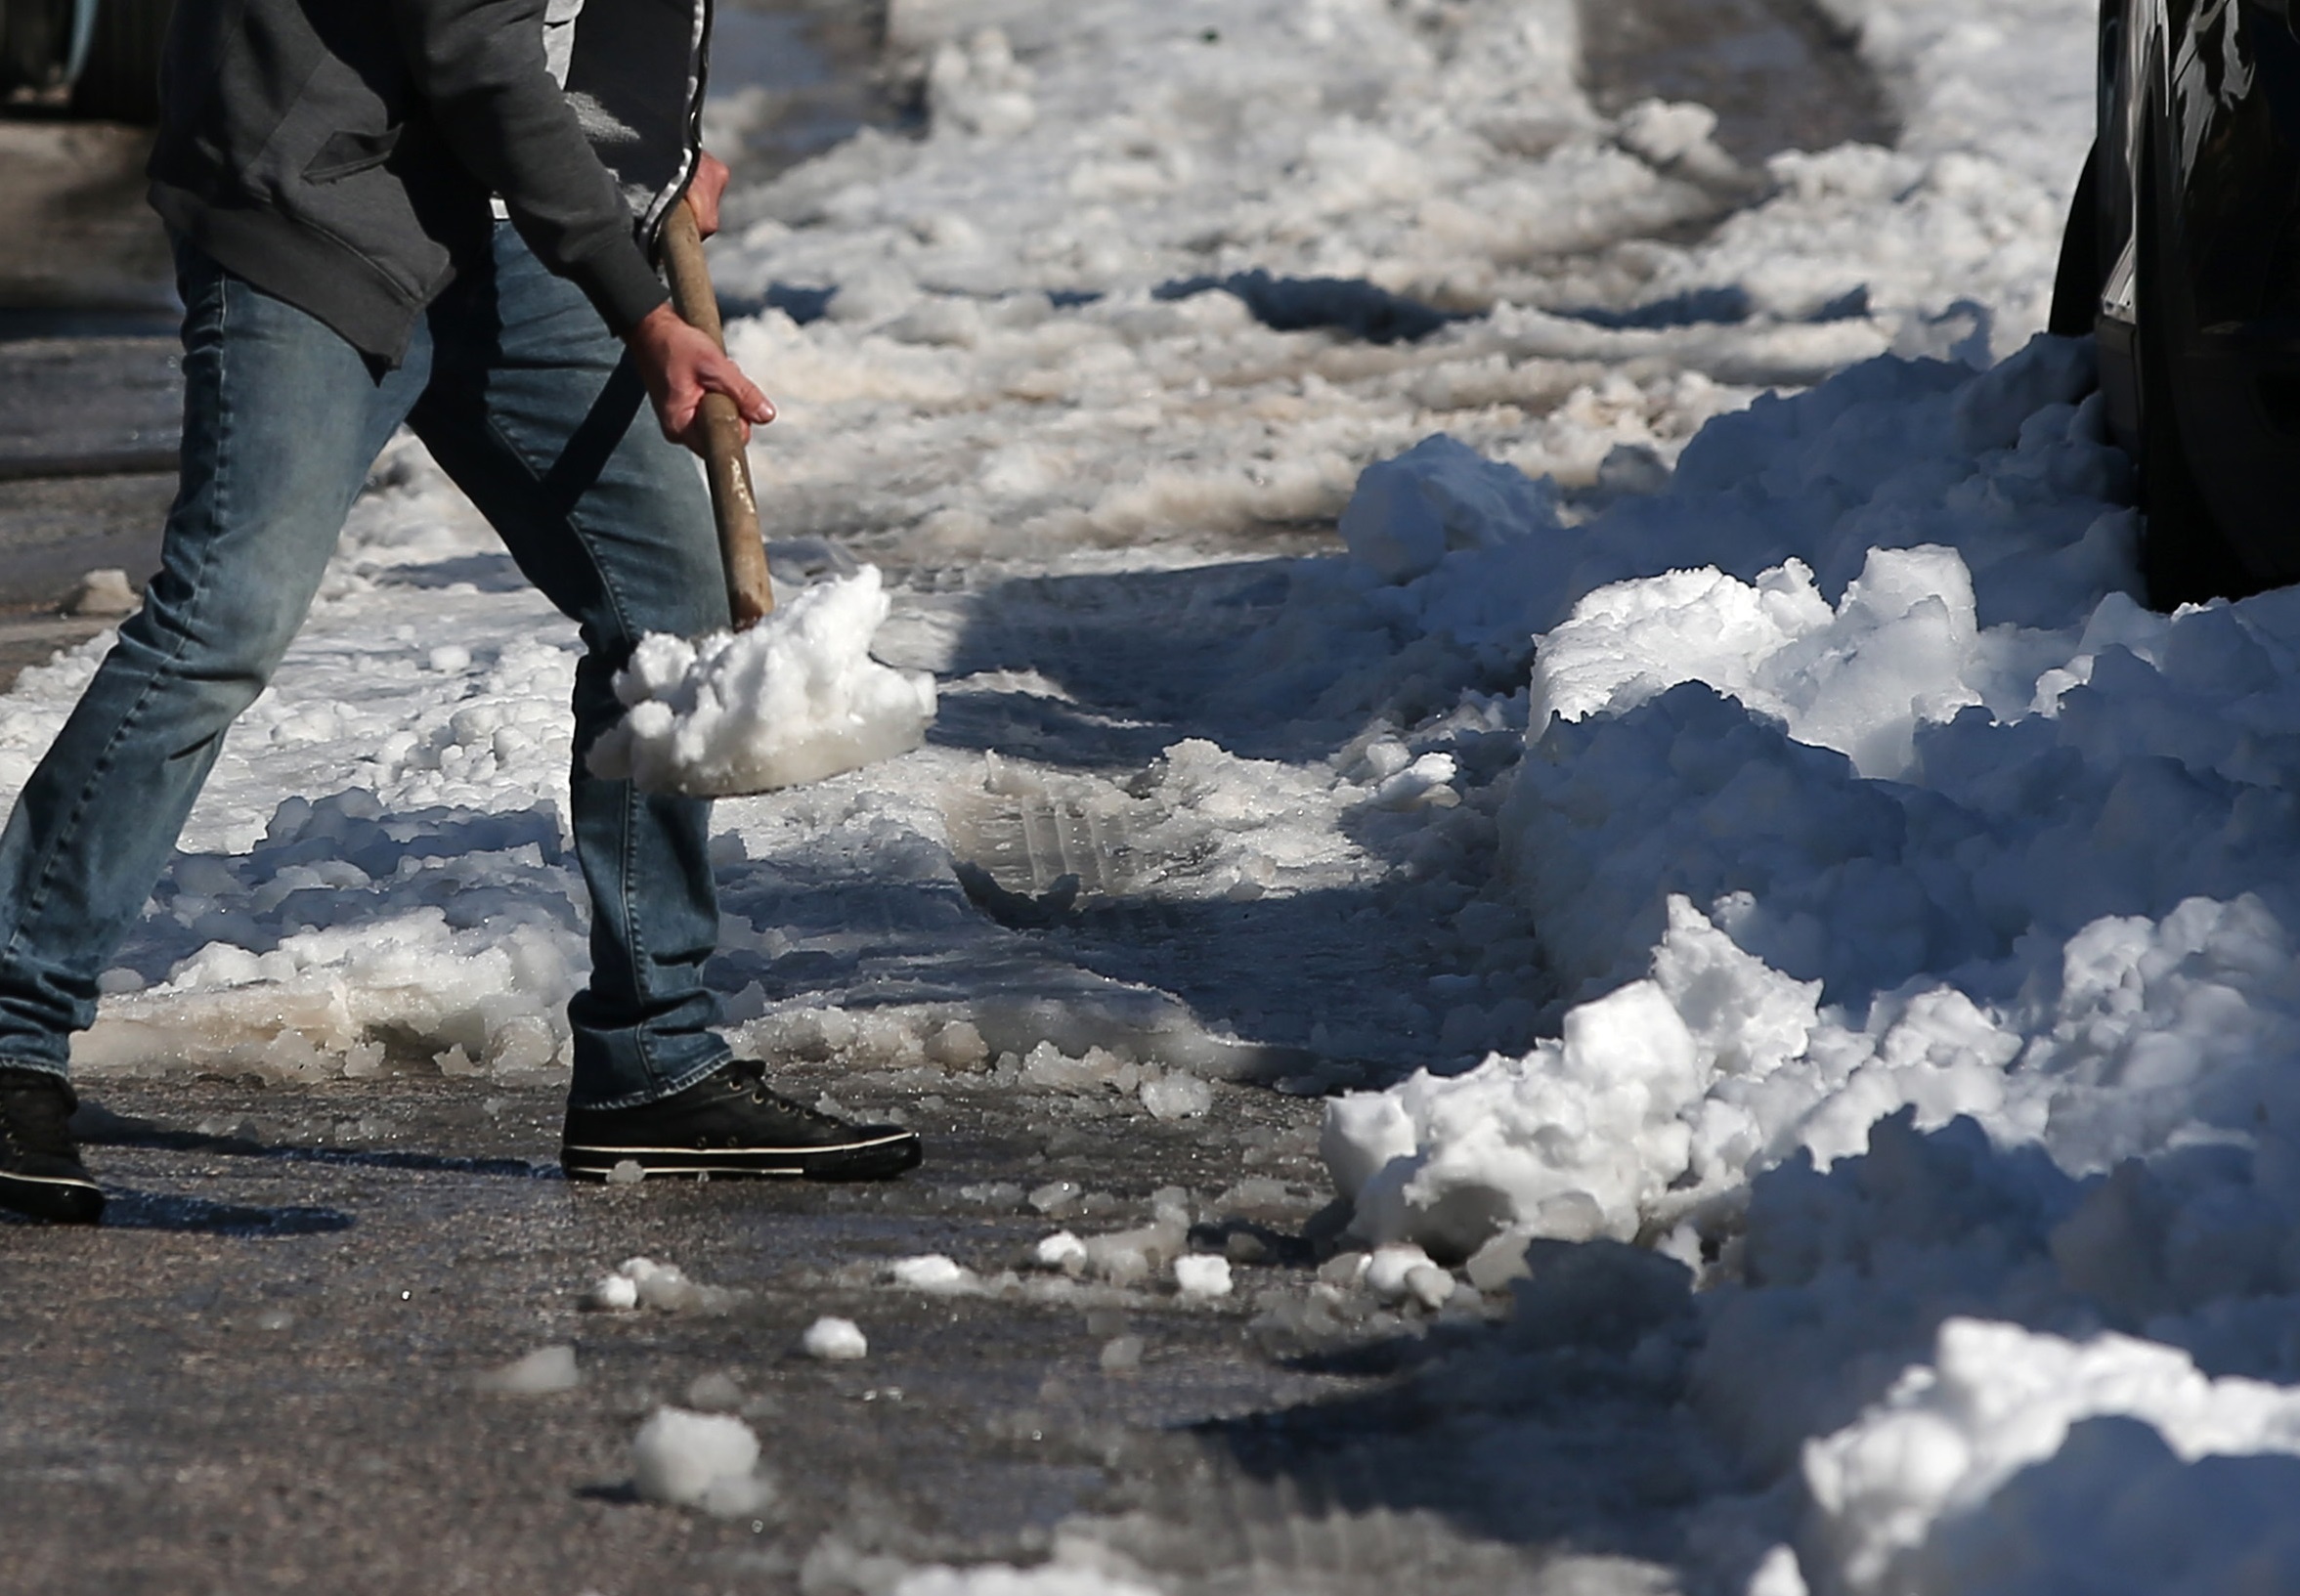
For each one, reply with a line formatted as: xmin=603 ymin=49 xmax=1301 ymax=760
xmin=0 ymin=1068 xmax=105 ymax=1225
xmin=561 ymin=1060 xmax=922 ymax=1183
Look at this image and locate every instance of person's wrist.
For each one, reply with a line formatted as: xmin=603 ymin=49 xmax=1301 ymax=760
xmin=627 ymin=303 xmax=681 ymax=347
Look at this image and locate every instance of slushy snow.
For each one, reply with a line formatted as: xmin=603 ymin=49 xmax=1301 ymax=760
xmin=587 ymin=566 xmax=936 ymax=796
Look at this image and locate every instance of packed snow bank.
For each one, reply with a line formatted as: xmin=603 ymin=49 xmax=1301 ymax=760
xmin=1324 ymin=334 xmax=2300 ymax=1268
xmin=1323 ymin=333 xmax=2168 ymax=1254
xmin=1315 ymin=314 xmax=2300 ymax=1592
xmin=1325 ymin=895 xmax=1820 ymax=1257
xmin=588 ymin=567 xmax=937 ymax=797
xmin=1801 ymin=1318 xmax=2300 ymax=1595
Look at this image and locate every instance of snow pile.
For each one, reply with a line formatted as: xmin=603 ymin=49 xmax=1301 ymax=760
xmin=1802 ymin=1319 xmax=2300 ymax=1595
xmin=1338 ymin=434 xmax=1561 ymax=586
xmin=1313 ymin=318 xmax=2300 ymax=1583
xmin=1321 ymin=339 xmax=2300 ymax=1265
xmin=74 ymin=788 xmax=585 ymax=1083
xmin=1327 ymin=940 xmax=1733 ymax=1257
xmin=1321 ymin=332 xmax=2160 ymax=1259
xmin=630 ymin=1406 xmax=777 ymax=1518
xmin=588 ymin=567 xmax=937 ymax=797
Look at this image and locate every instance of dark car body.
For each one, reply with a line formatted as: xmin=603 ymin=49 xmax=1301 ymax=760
xmin=2067 ymin=0 xmax=2300 ymax=603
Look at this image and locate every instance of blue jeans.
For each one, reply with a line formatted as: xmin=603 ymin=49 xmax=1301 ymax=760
xmin=0 ymin=226 xmax=731 ymax=1109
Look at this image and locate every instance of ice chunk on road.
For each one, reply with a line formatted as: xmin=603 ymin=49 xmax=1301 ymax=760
xmin=587 ymin=567 xmax=936 ymax=797
xmin=583 ymin=1272 xmax=639 ymax=1312
xmin=803 ymin=1316 xmax=869 ymax=1360
xmin=66 ymin=568 xmax=139 ymax=619
xmin=1137 ymin=1070 xmax=1212 ymax=1121
xmin=1032 ymin=1231 xmax=1089 ymax=1272
xmin=583 ymin=1256 xmax=729 ymax=1314
xmin=1172 ymin=1255 xmax=1233 ymax=1298
xmin=890 ymin=1254 xmax=977 ymax=1294
xmin=630 ymin=1406 xmax=776 ymax=1517
xmin=474 ymin=1344 xmax=580 ymax=1395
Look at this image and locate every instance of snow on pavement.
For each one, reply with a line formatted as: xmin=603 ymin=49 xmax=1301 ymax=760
xmin=11 ymin=0 xmax=2292 ymax=1587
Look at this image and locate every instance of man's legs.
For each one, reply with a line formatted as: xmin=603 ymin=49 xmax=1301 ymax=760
xmin=409 ymin=225 xmax=735 ymax=1113
xmin=0 ymin=241 xmax=427 ymax=1219
xmin=412 ymin=226 xmax=918 ymax=1182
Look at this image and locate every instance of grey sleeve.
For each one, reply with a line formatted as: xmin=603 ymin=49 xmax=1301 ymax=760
xmin=390 ymin=0 xmax=670 ymax=334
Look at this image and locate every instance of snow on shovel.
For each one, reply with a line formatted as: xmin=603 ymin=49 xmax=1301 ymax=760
xmin=591 ymin=200 xmax=934 ymax=798
xmin=587 ymin=564 xmax=934 ymax=797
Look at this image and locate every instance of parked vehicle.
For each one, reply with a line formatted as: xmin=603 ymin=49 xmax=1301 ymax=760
xmin=0 ymin=0 xmax=170 ymax=123
xmin=2056 ymin=0 xmax=2300 ymax=608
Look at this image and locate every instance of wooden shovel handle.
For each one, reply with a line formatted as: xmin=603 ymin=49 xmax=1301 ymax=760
xmin=661 ymin=199 xmax=775 ymax=629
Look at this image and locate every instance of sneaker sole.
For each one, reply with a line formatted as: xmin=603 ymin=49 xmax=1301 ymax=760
xmin=0 ymin=1169 xmax=105 ymax=1225
xmin=560 ymin=1131 xmax=922 ymax=1184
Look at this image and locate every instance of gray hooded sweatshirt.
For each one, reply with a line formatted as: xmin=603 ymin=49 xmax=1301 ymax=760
xmin=147 ymin=0 xmax=713 ymax=363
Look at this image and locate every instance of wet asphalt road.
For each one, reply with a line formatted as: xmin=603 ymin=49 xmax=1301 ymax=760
xmin=4 ymin=1068 xmax=1359 ymax=1596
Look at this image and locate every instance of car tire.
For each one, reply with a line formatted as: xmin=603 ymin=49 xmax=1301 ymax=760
xmin=2049 ymin=141 xmax=2100 ymax=339
xmin=2134 ymin=144 xmax=2257 ymax=609
xmin=69 ymin=0 xmax=169 ymax=124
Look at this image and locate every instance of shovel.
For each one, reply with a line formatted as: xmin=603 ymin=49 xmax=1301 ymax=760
xmin=660 ymin=196 xmax=775 ymax=630
xmin=586 ymin=201 xmax=937 ymax=798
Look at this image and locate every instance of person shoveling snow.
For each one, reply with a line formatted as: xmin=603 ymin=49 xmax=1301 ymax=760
xmin=0 ymin=0 xmax=925 ymax=1225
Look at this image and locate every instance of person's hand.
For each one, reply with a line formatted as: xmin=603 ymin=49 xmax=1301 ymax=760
xmin=625 ymin=302 xmax=775 ymax=453
xmin=688 ymin=151 xmax=731 ymax=239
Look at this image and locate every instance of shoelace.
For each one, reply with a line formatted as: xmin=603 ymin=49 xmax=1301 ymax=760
xmin=716 ymin=1061 xmax=849 ymax=1130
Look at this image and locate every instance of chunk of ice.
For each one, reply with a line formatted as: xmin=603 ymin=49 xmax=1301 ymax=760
xmin=1173 ymin=1255 xmax=1234 ymax=1298
xmin=630 ymin=1406 xmax=770 ymax=1515
xmin=890 ymin=1254 xmax=976 ymax=1293
xmin=1033 ymin=1231 xmax=1089 ymax=1272
xmin=685 ymin=1370 xmax=743 ymax=1411
xmin=583 ymin=1273 xmax=639 ymax=1313
xmin=1138 ymin=1070 xmax=1213 ymax=1120
xmin=1365 ymin=1242 xmax=1438 ymax=1301
xmin=803 ymin=1316 xmax=870 ymax=1360
xmin=475 ymin=1344 xmax=580 ymax=1395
